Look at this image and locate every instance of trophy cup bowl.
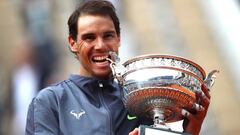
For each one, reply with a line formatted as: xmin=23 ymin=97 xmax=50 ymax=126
xmin=107 ymin=52 xmax=218 ymax=134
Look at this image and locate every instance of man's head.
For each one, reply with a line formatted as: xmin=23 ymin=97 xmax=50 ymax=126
xmin=68 ymin=0 xmax=120 ymax=41
xmin=67 ymin=0 xmax=121 ymax=79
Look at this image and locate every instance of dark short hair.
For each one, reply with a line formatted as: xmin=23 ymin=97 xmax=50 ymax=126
xmin=67 ymin=0 xmax=120 ymax=41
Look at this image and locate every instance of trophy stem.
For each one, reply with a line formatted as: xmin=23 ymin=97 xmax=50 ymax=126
xmin=152 ymin=108 xmax=171 ymax=130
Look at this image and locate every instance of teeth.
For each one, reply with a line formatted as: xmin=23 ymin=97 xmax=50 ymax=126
xmin=92 ymin=55 xmax=109 ymax=62
xmin=93 ymin=56 xmax=108 ymax=60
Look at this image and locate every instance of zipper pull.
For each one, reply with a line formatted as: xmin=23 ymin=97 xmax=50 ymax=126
xmin=99 ymin=82 xmax=103 ymax=88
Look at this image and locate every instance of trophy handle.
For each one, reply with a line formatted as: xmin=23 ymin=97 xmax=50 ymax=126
xmin=204 ymin=70 xmax=219 ymax=90
xmin=107 ymin=51 xmax=125 ymax=85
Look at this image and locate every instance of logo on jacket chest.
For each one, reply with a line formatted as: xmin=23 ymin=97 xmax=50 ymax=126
xmin=70 ymin=109 xmax=86 ymax=120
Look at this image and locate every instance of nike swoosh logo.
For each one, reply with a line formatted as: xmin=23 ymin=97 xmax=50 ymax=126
xmin=127 ymin=114 xmax=137 ymax=120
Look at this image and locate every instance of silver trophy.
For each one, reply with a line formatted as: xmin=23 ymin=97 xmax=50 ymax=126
xmin=107 ymin=52 xmax=218 ymax=135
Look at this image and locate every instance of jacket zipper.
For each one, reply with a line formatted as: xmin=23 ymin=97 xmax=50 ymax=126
xmin=98 ymin=82 xmax=113 ymax=135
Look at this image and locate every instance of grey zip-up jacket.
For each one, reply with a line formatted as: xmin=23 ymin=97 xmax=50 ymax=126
xmin=25 ymin=74 xmax=149 ymax=135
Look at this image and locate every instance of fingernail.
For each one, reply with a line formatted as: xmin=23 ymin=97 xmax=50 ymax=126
xmin=181 ymin=109 xmax=190 ymax=117
xmin=193 ymin=103 xmax=204 ymax=111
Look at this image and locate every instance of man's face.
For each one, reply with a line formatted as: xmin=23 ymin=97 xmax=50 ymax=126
xmin=69 ymin=15 xmax=120 ymax=79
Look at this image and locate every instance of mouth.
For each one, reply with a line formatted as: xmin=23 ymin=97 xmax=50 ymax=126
xmin=92 ymin=55 xmax=110 ymax=64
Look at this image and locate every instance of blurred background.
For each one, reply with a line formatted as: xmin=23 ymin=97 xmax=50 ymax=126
xmin=0 ymin=0 xmax=240 ymax=134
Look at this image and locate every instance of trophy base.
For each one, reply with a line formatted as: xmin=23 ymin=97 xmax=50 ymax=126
xmin=139 ymin=125 xmax=191 ymax=135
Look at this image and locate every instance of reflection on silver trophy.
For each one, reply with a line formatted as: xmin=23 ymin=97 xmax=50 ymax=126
xmin=107 ymin=52 xmax=219 ymax=135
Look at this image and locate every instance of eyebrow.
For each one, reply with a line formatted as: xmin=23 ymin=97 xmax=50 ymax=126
xmin=104 ymin=30 xmax=116 ymax=34
xmin=81 ymin=30 xmax=117 ymax=38
xmin=81 ymin=33 xmax=95 ymax=38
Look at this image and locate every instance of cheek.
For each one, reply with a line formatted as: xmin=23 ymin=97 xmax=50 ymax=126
xmin=78 ymin=53 xmax=91 ymax=70
xmin=77 ymin=45 xmax=91 ymax=63
xmin=110 ymin=44 xmax=120 ymax=53
xmin=77 ymin=42 xmax=93 ymax=55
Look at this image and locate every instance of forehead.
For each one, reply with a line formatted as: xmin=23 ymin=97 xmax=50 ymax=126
xmin=77 ymin=15 xmax=115 ymax=33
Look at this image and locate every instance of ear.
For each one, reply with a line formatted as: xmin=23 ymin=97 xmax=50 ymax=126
xmin=68 ymin=36 xmax=78 ymax=53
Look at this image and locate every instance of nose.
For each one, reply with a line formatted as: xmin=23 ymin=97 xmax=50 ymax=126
xmin=94 ymin=38 xmax=106 ymax=49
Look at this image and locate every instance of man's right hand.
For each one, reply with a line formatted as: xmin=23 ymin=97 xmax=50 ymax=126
xmin=129 ymin=128 xmax=138 ymax=135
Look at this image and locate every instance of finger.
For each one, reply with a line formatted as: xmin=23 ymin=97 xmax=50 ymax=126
xmin=181 ymin=109 xmax=194 ymax=119
xmin=192 ymin=103 xmax=204 ymax=112
xmin=201 ymin=84 xmax=211 ymax=99
xmin=182 ymin=108 xmax=203 ymax=134
xmin=129 ymin=128 xmax=138 ymax=135
xmin=196 ymin=91 xmax=210 ymax=106
xmin=187 ymin=102 xmax=205 ymax=115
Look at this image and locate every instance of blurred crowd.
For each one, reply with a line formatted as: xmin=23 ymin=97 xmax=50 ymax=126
xmin=1 ymin=0 xmax=60 ymax=134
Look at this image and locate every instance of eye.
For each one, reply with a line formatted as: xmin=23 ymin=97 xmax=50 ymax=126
xmin=103 ymin=32 xmax=116 ymax=40
xmin=82 ymin=34 xmax=96 ymax=42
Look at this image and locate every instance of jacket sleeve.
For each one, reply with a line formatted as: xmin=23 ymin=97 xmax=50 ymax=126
xmin=25 ymin=89 xmax=59 ymax=135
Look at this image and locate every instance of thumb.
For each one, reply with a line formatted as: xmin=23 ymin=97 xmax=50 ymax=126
xmin=129 ymin=128 xmax=139 ymax=135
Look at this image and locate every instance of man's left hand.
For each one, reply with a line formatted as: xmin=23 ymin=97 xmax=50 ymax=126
xmin=182 ymin=84 xmax=211 ymax=135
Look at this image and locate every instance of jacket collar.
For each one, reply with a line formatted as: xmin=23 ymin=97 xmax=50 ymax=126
xmin=69 ymin=74 xmax=121 ymax=108
xmin=69 ymin=74 xmax=116 ymax=91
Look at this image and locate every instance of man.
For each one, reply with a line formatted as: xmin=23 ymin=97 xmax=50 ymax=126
xmin=25 ymin=1 xmax=210 ymax=135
